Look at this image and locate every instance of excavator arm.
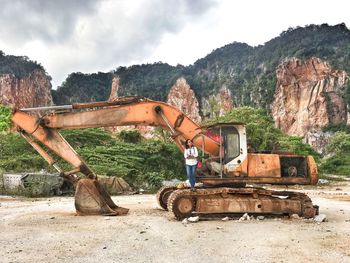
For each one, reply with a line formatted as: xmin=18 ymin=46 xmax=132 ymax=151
xmin=11 ymin=97 xmax=219 ymax=178
xmin=10 ymin=97 xmax=219 ymax=216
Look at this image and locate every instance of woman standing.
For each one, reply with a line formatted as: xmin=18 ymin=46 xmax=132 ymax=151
xmin=184 ymin=139 xmax=198 ymax=191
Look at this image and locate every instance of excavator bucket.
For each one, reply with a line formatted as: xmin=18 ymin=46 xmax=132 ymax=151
xmin=74 ymin=178 xmax=129 ymax=216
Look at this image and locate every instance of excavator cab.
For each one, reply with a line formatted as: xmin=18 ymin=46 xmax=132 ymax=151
xmin=195 ymin=123 xmax=247 ymax=177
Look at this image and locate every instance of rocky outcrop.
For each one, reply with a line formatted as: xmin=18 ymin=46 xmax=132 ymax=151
xmin=108 ymin=75 xmax=120 ymax=101
xmin=272 ymin=57 xmax=349 ymax=137
xmin=304 ymin=130 xmax=333 ymax=155
xmin=105 ymin=75 xmax=155 ymax=137
xmin=201 ymin=85 xmax=234 ymax=119
xmin=0 ymin=69 xmax=53 ymax=108
xmin=167 ymin=77 xmax=202 ymax=123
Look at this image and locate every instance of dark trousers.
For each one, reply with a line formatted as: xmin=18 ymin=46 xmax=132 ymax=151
xmin=186 ymin=164 xmax=197 ymax=188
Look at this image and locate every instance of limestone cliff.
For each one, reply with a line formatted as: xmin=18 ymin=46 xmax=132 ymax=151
xmin=167 ymin=77 xmax=202 ymax=123
xmin=201 ymin=85 xmax=234 ymax=119
xmin=304 ymin=130 xmax=333 ymax=156
xmin=272 ymin=57 xmax=349 ymax=137
xmin=105 ymin=75 xmax=155 ymax=137
xmin=0 ymin=69 xmax=53 ymax=108
xmin=108 ymin=75 xmax=120 ymax=102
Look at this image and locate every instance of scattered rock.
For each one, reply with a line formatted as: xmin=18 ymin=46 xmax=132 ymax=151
xmin=182 ymin=218 xmax=188 ymax=226
xmin=239 ymin=213 xmax=250 ymax=221
xmin=314 ymin=214 xmax=327 ymax=223
xmin=216 ymin=226 xmax=223 ymax=230
xmin=257 ymin=216 xmax=265 ymax=220
xmin=140 ymin=230 xmax=146 ymax=234
xmin=50 ymin=217 xmax=55 ymax=220
xmin=188 ymin=216 xmax=200 ymax=223
xmin=290 ymin=214 xmax=300 ymax=220
xmin=222 ymin=217 xmax=229 ymax=221
xmin=103 ymin=246 xmax=107 ymax=249
xmin=335 ymin=188 xmax=342 ymax=191
xmin=318 ymin=179 xmax=329 ymax=185
xmin=104 ymin=217 xmax=110 ymax=220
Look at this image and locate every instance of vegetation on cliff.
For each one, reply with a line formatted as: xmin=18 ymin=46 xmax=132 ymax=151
xmin=51 ymin=72 xmax=113 ymax=105
xmin=0 ymin=50 xmax=47 ymax=78
xmin=52 ymin=23 xmax=350 ymax=110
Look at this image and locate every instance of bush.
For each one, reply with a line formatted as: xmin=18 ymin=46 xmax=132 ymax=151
xmin=319 ymin=132 xmax=350 ymax=176
xmin=0 ymin=104 xmax=12 ymax=132
xmin=0 ymin=129 xmax=185 ymax=191
xmin=118 ymin=129 xmax=142 ymax=143
xmin=319 ymin=155 xmax=350 ymax=176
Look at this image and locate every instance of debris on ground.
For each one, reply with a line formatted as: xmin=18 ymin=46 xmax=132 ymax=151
xmin=290 ymin=214 xmax=300 ymax=219
xmin=216 ymin=226 xmax=223 ymax=230
xmin=182 ymin=218 xmax=188 ymax=226
xmin=239 ymin=213 xmax=250 ymax=221
xmin=222 ymin=217 xmax=229 ymax=221
xmin=314 ymin=214 xmax=327 ymax=223
xmin=257 ymin=216 xmax=265 ymax=220
xmin=188 ymin=216 xmax=200 ymax=223
xmin=318 ymin=179 xmax=329 ymax=185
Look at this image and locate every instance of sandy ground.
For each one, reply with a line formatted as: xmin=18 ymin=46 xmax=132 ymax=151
xmin=1 ymin=181 xmax=350 ymax=263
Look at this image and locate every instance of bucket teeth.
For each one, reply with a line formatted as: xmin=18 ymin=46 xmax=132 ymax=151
xmin=74 ymin=178 xmax=129 ymax=216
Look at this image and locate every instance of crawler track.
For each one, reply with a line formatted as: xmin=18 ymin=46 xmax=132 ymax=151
xmin=167 ymin=187 xmax=318 ymax=220
xmin=156 ymin=186 xmax=177 ymax=210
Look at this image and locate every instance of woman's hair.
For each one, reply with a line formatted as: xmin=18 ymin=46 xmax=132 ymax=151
xmin=185 ymin=139 xmax=192 ymax=149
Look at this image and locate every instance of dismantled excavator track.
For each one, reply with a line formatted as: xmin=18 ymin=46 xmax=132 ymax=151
xmin=166 ymin=187 xmax=318 ymax=220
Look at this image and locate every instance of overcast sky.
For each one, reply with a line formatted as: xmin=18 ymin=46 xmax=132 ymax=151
xmin=0 ymin=0 xmax=349 ymax=88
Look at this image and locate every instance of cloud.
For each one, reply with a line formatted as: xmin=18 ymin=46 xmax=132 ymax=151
xmin=0 ymin=0 xmax=218 ymax=87
xmin=0 ymin=0 xmax=99 ymax=44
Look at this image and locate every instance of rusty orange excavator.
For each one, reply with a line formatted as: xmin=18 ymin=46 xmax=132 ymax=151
xmin=11 ymin=97 xmax=319 ymax=219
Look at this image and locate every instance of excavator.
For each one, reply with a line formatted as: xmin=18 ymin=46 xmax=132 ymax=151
xmin=10 ymin=96 xmax=319 ymax=220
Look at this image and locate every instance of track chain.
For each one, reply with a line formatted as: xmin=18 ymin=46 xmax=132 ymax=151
xmin=167 ymin=187 xmax=317 ymax=220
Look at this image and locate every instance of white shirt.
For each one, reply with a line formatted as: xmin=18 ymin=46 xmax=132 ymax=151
xmin=184 ymin=146 xmax=198 ymax=166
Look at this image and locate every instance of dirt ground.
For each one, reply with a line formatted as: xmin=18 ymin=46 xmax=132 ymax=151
xmin=1 ymin=181 xmax=350 ymax=263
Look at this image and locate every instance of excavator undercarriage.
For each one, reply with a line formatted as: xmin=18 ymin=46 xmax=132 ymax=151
xmin=158 ymin=186 xmax=318 ymax=220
